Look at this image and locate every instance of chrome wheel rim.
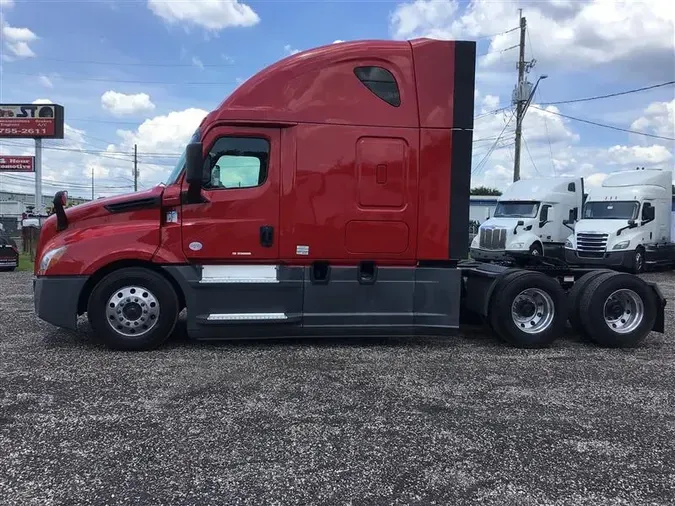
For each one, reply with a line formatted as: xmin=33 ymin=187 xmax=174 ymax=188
xmin=511 ymin=288 xmax=555 ymax=334
xmin=603 ymin=289 xmax=644 ymax=334
xmin=105 ymin=286 xmax=159 ymax=337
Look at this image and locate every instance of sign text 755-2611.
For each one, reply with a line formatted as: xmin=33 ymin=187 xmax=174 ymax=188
xmin=0 ymin=104 xmax=65 ymax=139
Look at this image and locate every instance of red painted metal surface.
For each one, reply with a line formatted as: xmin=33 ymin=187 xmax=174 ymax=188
xmin=180 ymin=126 xmax=282 ymax=262
xmin=35 ymin=187 xmax=163 ymax=275
xmin=37 ymin=37 xmax=467 ymax=276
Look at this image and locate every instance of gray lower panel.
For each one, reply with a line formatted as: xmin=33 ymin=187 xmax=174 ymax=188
xmin=163 ymin=265 xmax=304 ymax=338
xmin=33 ymin=275 xmax=88 ymax=330
xmin=413 ymin=267 xmax=462 ymax=330
xmin=164 ymin=264 xmax=464 ymax=339
xmin=302 ymin=266 xmax=415 ymax=328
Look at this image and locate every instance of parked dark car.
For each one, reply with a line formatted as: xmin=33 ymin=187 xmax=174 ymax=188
xmin=0 ymin=230 xmax=19 ymax=271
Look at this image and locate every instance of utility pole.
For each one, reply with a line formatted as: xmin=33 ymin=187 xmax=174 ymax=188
xmin=91 ymin=168 xmax=94 ymax=200
xmin=133 ymin=144 xmax=138 ymax=192
xmin=512 ymin=10 xmax=527 ymax=182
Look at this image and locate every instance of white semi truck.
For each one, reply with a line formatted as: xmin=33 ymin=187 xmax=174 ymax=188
xmin=564 ymin=168 xmax=674 ymax=273
xmin=470 ymin=176 xmax=584 ymax=263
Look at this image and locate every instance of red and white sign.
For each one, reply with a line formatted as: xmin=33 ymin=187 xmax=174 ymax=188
xmin=0 ymin=156 xmax=35 ymax=172
xmin=0 ymin=104 xmax=64 ymax=139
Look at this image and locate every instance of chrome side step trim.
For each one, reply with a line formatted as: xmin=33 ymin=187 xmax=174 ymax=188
xmin=206 ymin=313 xmax=288 ymax=321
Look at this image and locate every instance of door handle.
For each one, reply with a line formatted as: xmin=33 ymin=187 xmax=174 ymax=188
xmin=260 ymin=226 xmax=274 ymax=247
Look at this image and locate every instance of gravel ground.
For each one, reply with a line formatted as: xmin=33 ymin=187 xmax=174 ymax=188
xmin=1 ymin=270 xmax=674 ymax=506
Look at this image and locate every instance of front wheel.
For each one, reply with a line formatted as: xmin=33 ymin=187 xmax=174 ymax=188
xmin=529 ymin=243 xmax=543 ymax=256
xmin=631 ymin=247 xmax=645 ymax=274
xmin=87 ymin=267 xmax=179 ymax=351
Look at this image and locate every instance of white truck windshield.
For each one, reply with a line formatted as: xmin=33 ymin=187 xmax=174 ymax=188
xmin=494 ymin=201 xmax=540 ymax=218
xmin=582 ymin=201 xmax=639 ymax=220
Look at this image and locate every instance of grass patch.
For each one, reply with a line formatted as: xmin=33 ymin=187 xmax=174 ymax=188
xmin=18 ymin=253 xmax=34 ymax=272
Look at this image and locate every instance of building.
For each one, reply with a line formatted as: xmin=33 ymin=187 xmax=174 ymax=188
xmin=0 ymin=190 xmax=90 ymax=211
xmin=469 ymin=195 xmax=499 ymax=224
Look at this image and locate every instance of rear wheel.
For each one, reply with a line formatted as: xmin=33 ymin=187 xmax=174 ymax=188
xmin=578 ymin=272 xmax=656 ymax=348
xmin=87 ymin=267 xmax=179 ymax=351
xmin=489 ymin=271 xmax=567 ymax=348
xmin=566 ymin=269 xmax=614 ymax=341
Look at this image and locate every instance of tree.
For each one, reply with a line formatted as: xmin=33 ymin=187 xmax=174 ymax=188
xmin=471 ymin=186 xmax=502 ymax=196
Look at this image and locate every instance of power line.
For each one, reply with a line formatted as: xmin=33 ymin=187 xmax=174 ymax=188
xmin=540 ymin=81 xmax=675 ymax=106
xmin=522 ymin=135 xmax=541 ymax=177
xmin=472 ymin=108 xmax=517 ymax=176
xmin=526 ymin=26 xmax=555 ymax=176
xmin=25 ymin=57 xmax=235 ymax=68
xmin=530 ymin=105 xmax=675 ymax=141
xmin=4 ymin=71 xmax=239 ymax=86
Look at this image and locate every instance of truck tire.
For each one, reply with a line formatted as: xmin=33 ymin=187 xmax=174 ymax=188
xmin=566 ymin=269 xmax=615 ymax=341
xmin=486 ymin=269 xmax=524 ymax=338
xmin=87 ymin=267 xmax=179 ymax=351
xmin=529 ymin=242 xmax=543 ymax=256
xmin=631 ymin=247 xmax=645 ymax=274
xmin=489 ymin=271 xmax=567 ymax=348
xmin=578 ymin=272 xmax=656 ymax=348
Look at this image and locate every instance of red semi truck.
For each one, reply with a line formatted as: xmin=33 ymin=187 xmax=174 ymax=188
xmin=33 ymin=38 xmax=666 ymax=351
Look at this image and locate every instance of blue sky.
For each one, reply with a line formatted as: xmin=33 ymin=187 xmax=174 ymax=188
xmin=0 ymin=0 xmax=673 ymax=199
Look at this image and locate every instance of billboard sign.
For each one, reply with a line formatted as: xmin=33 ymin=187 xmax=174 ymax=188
xmin=0 ymin=104 xmax=64 ymax=139
xmin=0 ymin=156 xmax=35 ymax=172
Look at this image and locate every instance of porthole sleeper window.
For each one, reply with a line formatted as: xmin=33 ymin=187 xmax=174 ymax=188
xmin=354 ymin=66 xmax=401 ymax=107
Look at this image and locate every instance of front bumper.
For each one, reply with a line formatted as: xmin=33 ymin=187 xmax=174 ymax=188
xmin=0 ymin=256 xmax=18 ymax=268
xmin=33 ymin=275 xmax=88 ymax=330
xmin=470 ymin=248 xmax=530 ymax=262
xmin=564 ymin=249 xmax=633 ymax=268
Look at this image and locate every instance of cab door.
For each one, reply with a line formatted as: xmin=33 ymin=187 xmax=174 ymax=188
xmin=181 ymin=126 xmax=281 ymax=261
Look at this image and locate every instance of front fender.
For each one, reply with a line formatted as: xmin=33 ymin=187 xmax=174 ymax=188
xmin=506 ymin=231 xmax=541 ymax=251
xmin=40 ymin=218 xmax=161 ymax=276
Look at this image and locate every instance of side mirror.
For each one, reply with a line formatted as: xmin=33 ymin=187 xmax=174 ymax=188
xmin=517 ymin=220 xmax=525 ymax=226
xmin=185 ymin=142 xmax=204 ymax=185
xmin=628 ymin=219 xmax=638 ymax=228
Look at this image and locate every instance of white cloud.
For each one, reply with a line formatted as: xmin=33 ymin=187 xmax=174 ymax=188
xmin=192 ymin=56 xmax=204 ymax=69
xmin=390 ymin=0 xmax=675 ymax=79
xmin=38 ymin=75 xmax=53 ymax=88
xmin=333 ymin=39 xmax=345 ymax=43
xmin=0 ymin=107 xmax=210 ymax=200
xmin=147 ymin=0 xmax=260 ymax=30
xmin=101 ymin=91 xmax=156 ymax=116
xmin=115 ymin=108 xmax=208 ymax=154
xmin=0 ymin=0 xmax=15 ymax=6
xmin=630 ymin=99 xmax=675 ymax=140
xmin=1 ymin=21 xmax=38 ymax=59
xmin=284 ymin=44 xmax=300 ymax=56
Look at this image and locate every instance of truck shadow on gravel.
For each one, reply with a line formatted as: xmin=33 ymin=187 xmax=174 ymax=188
xmin=39 ymin=314 xmax=670 ymax=353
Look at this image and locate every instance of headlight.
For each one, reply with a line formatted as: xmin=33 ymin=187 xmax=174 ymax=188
xmin=565 ymin=239 xmax=573 ymax=249
xmin=38 ymin=246 xmax=67 ymax=274
xmin=613 ymin=240 xmax=630 ymax=250
xmin=510 ymin=242 xmax=524 ymax=249
xmin=471 ymin=235 xmax=479 ymax=247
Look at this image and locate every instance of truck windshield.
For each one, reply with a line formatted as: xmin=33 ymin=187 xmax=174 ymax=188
xmin=582 ymin=201 xmax=639 ymax=220
xmin=165 ymin=128 xmax=201 ymax=185
xmin=494 ymin=201 xmax=539 ymax=218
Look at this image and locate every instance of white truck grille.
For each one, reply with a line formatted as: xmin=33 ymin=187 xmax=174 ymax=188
xmin=479 ymin=227 xmax=507 ymax=250
xmin=576 ymin=232 xmax=608 ymax=257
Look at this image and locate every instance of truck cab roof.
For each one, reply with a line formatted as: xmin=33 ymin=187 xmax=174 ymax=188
xmin=202 ymin=38 xmax=475 ymax=131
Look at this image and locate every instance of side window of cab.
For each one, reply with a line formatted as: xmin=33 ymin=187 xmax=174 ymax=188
xmin=204 ymin=136 xmax=270 ymax=190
